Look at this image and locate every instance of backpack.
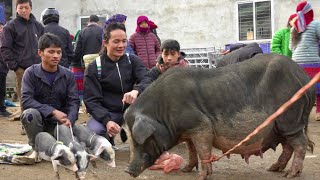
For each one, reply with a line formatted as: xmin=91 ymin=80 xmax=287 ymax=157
xmin=96 ymin=53 xmax=131 ymax=80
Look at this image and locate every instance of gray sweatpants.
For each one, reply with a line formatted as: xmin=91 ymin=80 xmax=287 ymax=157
xmin=20 ymin=108 xmax=57 ymax=149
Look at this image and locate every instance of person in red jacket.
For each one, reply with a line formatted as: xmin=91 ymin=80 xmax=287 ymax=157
xmin=129 ymin=15 xmax=160 ymax=69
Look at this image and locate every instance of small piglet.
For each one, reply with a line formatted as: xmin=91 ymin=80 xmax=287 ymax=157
xmin=73 ymin=124 xmax=116 ymax=167
xmin=31 ymin=132 xmax=78 ymax=179
xmin=54 ymin=125 xmax=95 ymax=179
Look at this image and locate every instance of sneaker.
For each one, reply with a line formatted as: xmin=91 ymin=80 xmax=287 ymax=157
xmin=20 ymin=126 xmax=26 ymax=135
xmin=120 ymin=129 xmax=128 ymax=143
xmin=112 ymin=146 xmax=119 ymax=151
xmin=0 ymin=110 xmax=12 ymax=117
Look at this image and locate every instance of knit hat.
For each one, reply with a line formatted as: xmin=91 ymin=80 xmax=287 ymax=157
xmin=105 ymin=14 xmax=127 ymax=28
xmin=136 ymin=15 xmax=149 ymax=33
xmin=288 ymin=14 xmax=297 ymax=23
xmin=148 ymin=20 xmax=158 ymax=30
xmin=294 ymin=1 xmax=313 ymax=33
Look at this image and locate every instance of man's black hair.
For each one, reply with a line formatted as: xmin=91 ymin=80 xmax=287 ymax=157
xmin=160 ymin=39 xmax=180 ymax=52
xmin=38 ymin=33 xmax=62 ymax=51
xmin=16 ymin=0 xmax=32 ymax=8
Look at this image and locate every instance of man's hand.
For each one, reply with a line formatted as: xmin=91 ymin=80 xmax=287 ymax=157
xmin=106 ymin=121 xmax=121 ymax=137
xmin=122 ymin=90 xmax=139 ymax=104
xmin=52 ymin=109 xmax=70 ymax=127
xmin=60 ymin=118 xmax=72 ymax=127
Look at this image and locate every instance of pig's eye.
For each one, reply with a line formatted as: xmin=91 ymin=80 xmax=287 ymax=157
xmin=142 ymin=153 xmax=150 ymax=160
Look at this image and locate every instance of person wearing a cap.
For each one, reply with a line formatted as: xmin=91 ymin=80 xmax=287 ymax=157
xmin=72 ymin=15 xmax=103 ymax=106
xmin=271 ymin=14 xmax=297 ymax=58
xmin=41 ymin=8 xmax=74 ymax=68
xmin=148 ymin=20 xmax=161 ymax=45
xmin=129 ymin=15 xmax=160 ymax=69
xmin=105 ymin=14 xmax=135 ymax=55
xmin=289 ymin=1 xmax=320 ymax=120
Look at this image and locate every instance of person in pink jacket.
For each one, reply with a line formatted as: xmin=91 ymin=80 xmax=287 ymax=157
xmin=129 ymin=16 xmax=160 ymax=69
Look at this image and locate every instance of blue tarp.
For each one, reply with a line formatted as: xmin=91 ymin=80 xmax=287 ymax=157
xmin=0 ymin=2 xmax=5 ymax=24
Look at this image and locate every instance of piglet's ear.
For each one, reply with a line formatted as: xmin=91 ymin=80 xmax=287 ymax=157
xmin=132 ymin=115 xmax=155 ymax=145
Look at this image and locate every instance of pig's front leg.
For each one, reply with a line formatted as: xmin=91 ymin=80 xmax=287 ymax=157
xmin=51 ymin=160 xmax=60 ymax=179
xmin=181 ymin=140 xmax=198 ymax=172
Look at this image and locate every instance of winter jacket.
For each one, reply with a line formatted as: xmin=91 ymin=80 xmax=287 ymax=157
xmin=44 ymin=22 xmax=74 ymax=68
xmin=271 ymin=28 xmax=292 ymax=57
xmin=217 ymin=43 xmax=263 ymax=67
xmin=73 ymin=23 xmax=103 ymax=68
xmin=146 ymin=57 xmax=189 ymax=84
xmin=0 ymin=33 xmax=8 ymax=75
xmin=290 ymin=20 xmax=320 ymax=63
xmin=0 ymin=14 xmax=44 ymax=70
xmin=84 ymin=52 xmax=148 ymax=126
xmin=21 ymin=64 xmax=80 ymax=124
xmin=129 ymin=32 xmax=160 ymax=69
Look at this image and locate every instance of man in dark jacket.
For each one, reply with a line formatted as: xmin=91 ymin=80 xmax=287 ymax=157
xmin=21 ymin=33 xmax=79 ymax=149
xmin=73 ymin=15 xmax=103 ymax=68
xmin=41 ymin=8 xmax=73 ymax=68
xmin=0 ymin=0 xmax=44 ymax=121
xmin=216 ymin=43 xmax=263 ymax=67
xmin=0 ymin=22 xmax=12 ymax=117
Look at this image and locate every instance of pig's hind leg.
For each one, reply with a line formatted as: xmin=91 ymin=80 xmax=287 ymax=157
xmin=283 ymin=131 xmax=309 ymax=178
xmin=181 ymin=140 xmax=198 ymax=172
xmin=267 ymin=142 xmax=293 ymax=172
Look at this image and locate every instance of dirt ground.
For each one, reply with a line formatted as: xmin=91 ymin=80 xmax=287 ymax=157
xmin=0 ymin=106 xmax=319 ymax=180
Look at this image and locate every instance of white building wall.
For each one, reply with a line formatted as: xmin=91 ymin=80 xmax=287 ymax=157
xmin=12 ymin=0 xmax=320 ymax=48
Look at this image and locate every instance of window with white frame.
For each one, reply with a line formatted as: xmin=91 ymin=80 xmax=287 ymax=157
xmin=237 ymin=0 xmax=271 ymax=41
xmin=79 ymin=15 xmax=108 ymax=30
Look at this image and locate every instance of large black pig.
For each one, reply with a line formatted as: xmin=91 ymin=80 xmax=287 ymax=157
xmin=124 ymin=54 xmax=315 ymax=180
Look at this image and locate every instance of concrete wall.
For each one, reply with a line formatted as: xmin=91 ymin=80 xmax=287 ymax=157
xmin=12 ymin=0 xmax=320 ymax=48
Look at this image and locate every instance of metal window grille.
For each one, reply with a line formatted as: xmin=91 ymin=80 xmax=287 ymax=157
xmin=181 ymin=47 xmax=223 ymax=69
xmin=238 ymin=1 xmax=271 ymax=41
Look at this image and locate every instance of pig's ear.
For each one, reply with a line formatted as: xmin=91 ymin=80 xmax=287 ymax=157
xmin=88 ymin=154 xmax=96 ymax=161
xmin=132 ymin=115 xmax=155 ymax=144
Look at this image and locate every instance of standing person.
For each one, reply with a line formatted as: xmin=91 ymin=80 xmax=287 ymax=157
xmin=41 ymin=8 xmax=74 ymax=68
xmin=271 ymin=14 xmax=297 ymax=58
xmin=148 ymin=20 xmax=161 ymax=45
xmin=0 ymin=0 xmax=44 ymax=122
xmin=129 ymin=15 xmax=160 ymax=69
xmin=105 ymin=14 xmax=135 ymax=55
xmin=290 ymin=1 xmax=320 ymax=120
xmin=73 ymin=15 xmax=103 ymax=104
xmin=21 ymin=33 xmax=80 ymax=150
xmin=83 ymin=22 xmax=149 ymax=149
xmin=0 ymin=22 xmax=12 ymax=117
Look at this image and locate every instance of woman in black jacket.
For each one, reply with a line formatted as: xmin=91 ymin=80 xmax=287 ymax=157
xmin=83 ymin=23 xmax=149 ymax=148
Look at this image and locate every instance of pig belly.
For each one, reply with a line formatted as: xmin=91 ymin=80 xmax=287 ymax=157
xmin=212 ymin=109 xmax=273 ymax=154
xmin=213 ymin=136 xmax=263 ymax=155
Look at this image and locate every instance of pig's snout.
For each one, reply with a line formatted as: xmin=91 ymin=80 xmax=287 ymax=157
xmin=125 ymin=164 xmax=143 ymax=178
xmin=76 ymin=171 xmax=86 ymax=180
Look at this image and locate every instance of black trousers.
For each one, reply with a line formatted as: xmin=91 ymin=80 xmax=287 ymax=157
xmin=0 ymin=73 xmax=7 ymax=111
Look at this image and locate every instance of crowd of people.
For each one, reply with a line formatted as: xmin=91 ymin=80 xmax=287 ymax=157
xmin=0 ymin=0 xmax=319 ymax=167
xmin=0 ymin=0 xmax=188 ymax=151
